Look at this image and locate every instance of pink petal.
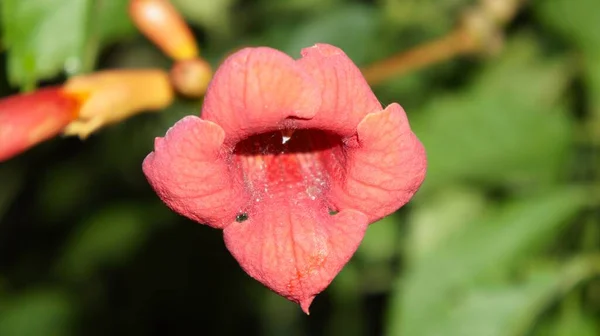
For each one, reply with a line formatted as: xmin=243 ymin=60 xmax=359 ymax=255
xmin=201 ymin=47 xmax=322 ymax=144
xmin=142 ymin=116 xmax=249 ymax=228
xmin=296 ymin=44 xmax=382 ymax=136
xmin=223 ymin=205 xmax=368 ymax=314
xmin=330 ymin=103 xmax=427 ymax=222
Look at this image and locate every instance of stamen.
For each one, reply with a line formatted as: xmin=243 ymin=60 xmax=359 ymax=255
xmin=281 ymin=129 xmax=295 ymax=144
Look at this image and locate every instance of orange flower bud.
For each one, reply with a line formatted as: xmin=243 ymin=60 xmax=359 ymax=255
xmin=0 ymin=88 xmax=83 ymax=162
xmin=169 ymin=58 xmax=213 ymax=98
xmin=129 ymin=0 xmax=199 ymax=60
xmin=62 ymin=69 xmax=175 ymax=139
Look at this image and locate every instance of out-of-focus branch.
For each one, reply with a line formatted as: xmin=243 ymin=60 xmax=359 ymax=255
xmin=361 ymin=0 xmax=526 ymax=85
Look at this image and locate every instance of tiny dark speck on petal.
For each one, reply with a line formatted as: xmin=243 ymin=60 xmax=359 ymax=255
xmin=328 ymin=209 xmax=339 ymax=215
xmin=236 ymin=213 xmax=249 ymax=222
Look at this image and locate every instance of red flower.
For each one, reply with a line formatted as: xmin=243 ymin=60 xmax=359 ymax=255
xmin=0 ymin=88 xmax=82 ymax=162
xmin=143 ymin=44 xmax=427 ymax=313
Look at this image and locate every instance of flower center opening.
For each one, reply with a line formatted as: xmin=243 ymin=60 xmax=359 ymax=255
xmin=233 ymin=129 xmax=346 ymax=208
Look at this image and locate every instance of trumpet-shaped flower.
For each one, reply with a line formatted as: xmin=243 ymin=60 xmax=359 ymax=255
xmin=143 ymin=44 xmax=427 ymax=313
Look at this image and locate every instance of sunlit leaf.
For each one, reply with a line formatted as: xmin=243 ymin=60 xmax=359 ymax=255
xmin=412 ymin=36 xmax=575 ymax=191
xmin=387 ymin=187 xmax=588 ymax=336
xmin=407 ymin=187 xmax=489 ymax=262
xmin=0 ymin=0 xmax=92 ymax=89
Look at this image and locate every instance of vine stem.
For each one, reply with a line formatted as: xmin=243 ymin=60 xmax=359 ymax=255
xmin=361 ymin=28 xmax=478 ymax=85
xmin=361 ymin=0 xmax=526 ymax=85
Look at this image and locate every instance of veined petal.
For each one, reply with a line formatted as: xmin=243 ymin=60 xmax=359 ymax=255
xmin=223 ymin=206 xmax=368 ymax=314
xmin=330 ymin=103 xmax=427 ymax=222
xmin=296 ymin=44 xmax=382 ymax=136
xmin=142 ymin=116 xmax=249 ymax=228
xmin=201 ymin=47 xmax=322 ymax=144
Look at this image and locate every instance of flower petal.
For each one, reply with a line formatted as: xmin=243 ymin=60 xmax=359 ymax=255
xmin=201 ymin=47 xmax=322 ymax=144
xmin=296 ymin=44 xmax=382 ymax=136
xmin=223 ymin=206 xmax=368 ymax=314
xmin=143 ymin=116 xmax=249 ymax=228
xmin=331 ymin=103 xmax=427 ymax=222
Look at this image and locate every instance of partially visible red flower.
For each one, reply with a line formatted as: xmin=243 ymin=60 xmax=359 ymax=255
xmin=0 ymin=88 xmax=83 ymax=162
xmin=143 ymin=44 xmax=427 ymax=313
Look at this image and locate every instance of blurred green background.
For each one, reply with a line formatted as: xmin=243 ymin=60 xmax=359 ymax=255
xmin=0 ymin=0 xmax=599 ymax=335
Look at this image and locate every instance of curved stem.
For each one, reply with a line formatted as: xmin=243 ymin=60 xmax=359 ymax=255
xmin=361 ymin=28 xmax=477 ymax=86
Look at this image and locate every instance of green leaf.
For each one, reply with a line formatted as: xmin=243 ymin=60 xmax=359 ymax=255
xmin=412 ymin=36 xmax=575 ymax=191
xmin=283 ymin=4 xmax=379 ymax=64
xmin=381 ymin=0 xmax=470 ymax=36
xmin=0 ymin=0 xmax=137 ymax=90
xmin=171 ymin=0 xmax=235 ymax=38
xmin=94 ymin=0 xmax=136 ymax=45
xmin=1 ymin=0 xmax=92 ymax=89
xmin=386 ymin=187 xmax=588 ymax=336
xmin=537 ymin=310 xmax=599 ymax=336
xmin=56 ymin=203 xmax=161 ymax=281
xmin=535 ymin=0 xmax=600 ymax=134
xmin=0 ymin=290 xmax=73 ymax=336
xmin=406 ymin=187 xmax=489 ymax=262
xmin=358 ymin=214 xmax=401 ymax=263
xmin=535 ymin=0 xmax=600 ymax=49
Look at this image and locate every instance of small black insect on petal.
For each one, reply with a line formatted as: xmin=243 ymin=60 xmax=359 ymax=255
xmin=236 ymin=213 xmax=249 ymax=222
xmin=328 ymin=209 xmax=339 ymax=215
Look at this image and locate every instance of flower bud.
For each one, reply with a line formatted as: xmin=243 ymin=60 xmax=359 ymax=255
xmin=129 ymin=0 xmax=199 ymax=60
xmin=169 ymin=58 xmax=213 ymax=98
xmin=0 ymin=88 xmax=83 ymax=162
xmin=62 ymin=69 xmax=175 ymax=139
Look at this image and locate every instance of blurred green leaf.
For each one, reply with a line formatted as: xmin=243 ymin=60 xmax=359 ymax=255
xmin=359 ymin=214 xmax=401 ymax=263
xmin=256 ymin=0 xmax=342 ymax=14
xmin=381 ymin=0 xmax=470 ymax=36
xmin=536 ymin=296 xmax=600 ymax=336
xmin=0 ymin=290 xmax=73 ymax=336
xmin=407 ymin=187 xmax=489 ymax=262
xmin=0 ymin=0 xmax=137 ymax=90
xmin=1 ymin=0 xmax=92 ymax=89
xmin=412 ymin=36 xmax=575 ymax=191
xmin=171 ymin=0 xmax=235 ymax=39
xmin=283 ymin=4 xmax=379 ymax=64
xmin=535 ymin=0 xmax=600 ymax=132
xmin=56 ymin=203 xmax=159 ymax=281
xmin=428 ymin=269 xmax=559 ymax=336
xmin=387 ymin=187 xmax=588 ymax=336
xmin=95 ymin=0 xmax=136 ymax=45
xmin=535 ymin=0 xmax=600 ymax=49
